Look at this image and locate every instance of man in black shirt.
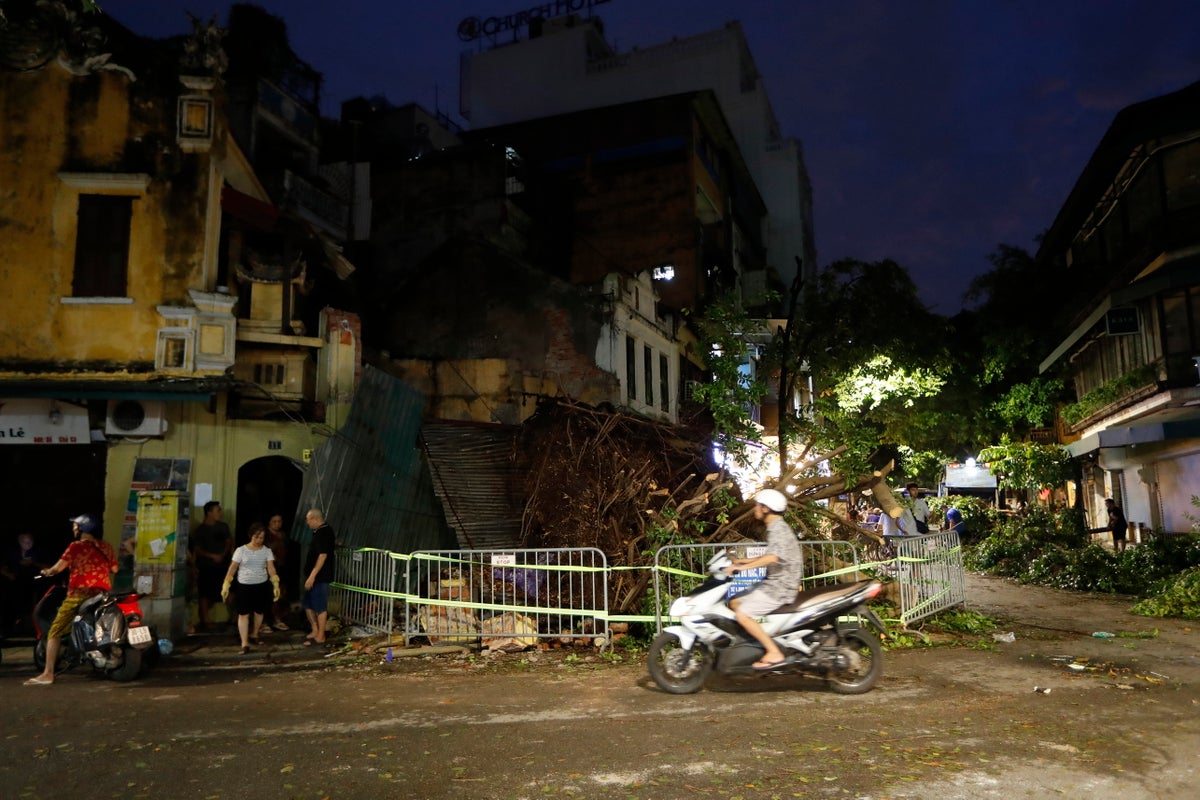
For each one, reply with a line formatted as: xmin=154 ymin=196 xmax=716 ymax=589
xmin=301 ymin=508 xmax=337 ymax=645
xmin=190 ymin=501 xmax=232 ymax=631
xmin=1105 ymin=498 xmax=1129 ymax=553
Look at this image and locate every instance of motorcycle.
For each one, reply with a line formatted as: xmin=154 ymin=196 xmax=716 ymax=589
xmin=648 ymin=549 xmax=887 ymax=695
xmin=32 ymin=575 xmax=156 ymax=682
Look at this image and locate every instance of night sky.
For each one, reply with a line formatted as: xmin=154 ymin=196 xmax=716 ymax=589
xmin=101 ymin=0 xmax=1200 ymax=313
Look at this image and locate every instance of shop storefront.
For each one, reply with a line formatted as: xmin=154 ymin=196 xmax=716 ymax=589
xmin=0 ymin=399 xmax=107 ymax=554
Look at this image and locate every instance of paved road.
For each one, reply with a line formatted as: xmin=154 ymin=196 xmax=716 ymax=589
xmin=1 ymin=574 xmax=1197 ymax=799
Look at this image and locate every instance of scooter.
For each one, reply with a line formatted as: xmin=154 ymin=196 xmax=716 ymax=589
xmin=648 ymin=549 xmax=887 ymax=694
xmin=32 ymin=575 xmax=156 ymax=682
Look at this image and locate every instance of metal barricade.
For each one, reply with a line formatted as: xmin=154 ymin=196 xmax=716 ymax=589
xmin=330 ymin=548 xmax=404 ymax=636
xmin=651 ymin=540 xmax=861 ymax=633
xmin=892 ymin=531 xmax=966 ymax=625
xmin=403 ymin=548 xmax=609 ymax=648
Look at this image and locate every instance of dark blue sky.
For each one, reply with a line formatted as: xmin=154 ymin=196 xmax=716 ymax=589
xmin=103 ymin=0 xmax=1200 ymax=313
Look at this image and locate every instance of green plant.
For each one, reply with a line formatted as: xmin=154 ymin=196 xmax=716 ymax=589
xmin=930 ymin=494 xmax=1007 ymax=543
xmin=682 ymin=292 xmax=772 ymax=469
xmin=1185 ymin=494 xmax=1200 ymax=533
xmin=599 ymin=648 xmax=624 ymax=663
xmin=879 ymin=629 xmax=931 ymax=649
xmin=977 ymin=438 xmax=1075 ymax=491
xmin=1131 ymin=566 xmax=1200 ymax=619
xmin=1060 ymin=364 xmax=1157 ymax=426
xmin=926 ymin=609 xmax=998 ymax=635
xmin=1115 ymin=629 xmax=1158 ymax=639
xmin=963 ymin=504 xmax=1200 ymax=611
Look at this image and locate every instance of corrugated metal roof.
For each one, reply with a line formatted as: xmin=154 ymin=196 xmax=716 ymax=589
xmin=421 ymin=420 xmax=525 ymax=550
xmin=294 ymin=365 xmax=456 ymax=553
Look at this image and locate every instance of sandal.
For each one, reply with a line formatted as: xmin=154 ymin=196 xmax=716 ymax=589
xmin=752 ymin=656 xmax=787 ymax=671
xmin=273 ymin=621 xmax=289 ymax=631
xmin=240 ymin=646 xmax=250 ymax=655
xmin=24 ymin=676 xmax=54 ymax=686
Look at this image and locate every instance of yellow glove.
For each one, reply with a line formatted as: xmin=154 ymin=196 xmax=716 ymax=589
xmin=270 ymin=575 xmax=281 ymax=602
xmin=220 ymin=577 xmax=232 ymax=602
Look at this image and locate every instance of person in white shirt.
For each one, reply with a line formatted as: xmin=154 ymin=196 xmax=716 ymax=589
xmin=906 ymin=483 xmax=930 ymax=533
xmin=880 ymin=505 xmax=918 ymax=539
xmin=221 ymin=522 xmax=280 ymax=654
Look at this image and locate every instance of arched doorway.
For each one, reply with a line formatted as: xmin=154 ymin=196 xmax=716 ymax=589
xmin=235 ymin=455 xmax=304 ymax=596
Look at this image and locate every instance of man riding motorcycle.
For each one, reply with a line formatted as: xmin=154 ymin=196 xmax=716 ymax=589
xmin=725 ymin=489 xmax=803 ymax=670
xmin=25 ymin=514 xmax=118 ymax=686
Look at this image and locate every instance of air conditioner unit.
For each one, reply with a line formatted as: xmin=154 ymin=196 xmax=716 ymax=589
xmin=105 ymin=399 xmax=168 ymax=437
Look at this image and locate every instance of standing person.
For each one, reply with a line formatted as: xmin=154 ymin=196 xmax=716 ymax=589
xmin=221 ymin=522 xmax=279 ymax=654
xmin=725 ymin=489 xmax=804 ymax=671
xmin=906 ymin=483 xmax=930 ymax=534
xmin=190 ymin=500 xmax=232 ymax=632
xmin=880 ymin=504 xmax=918 ymax=539
xmin=263 ymin=513 xmax=291 ymax=631
xmin=301 ymin=508 xmax=336 ymax=646
xmin=1105 ymin=498 xmax=1129 ymax=553
xmin=865 ymin=507 xmax=882 ymax=529
xmin=3 ymin=532 xmax=51 ymax=635
xmin=24 ymin=515 xmax=117 ymax=686
xmin=945 ymin=507 xmax=968 ymax=537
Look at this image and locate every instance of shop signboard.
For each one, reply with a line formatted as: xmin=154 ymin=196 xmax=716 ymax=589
xmin=0 ymin=398 xmax=90 ymax=444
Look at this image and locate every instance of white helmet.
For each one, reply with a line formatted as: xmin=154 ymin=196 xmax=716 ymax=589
xmin=754 ymin=489 xmax=789 ymax=513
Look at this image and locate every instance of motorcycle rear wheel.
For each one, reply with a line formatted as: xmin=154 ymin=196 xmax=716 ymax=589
xmin=107 ymin=645 xmax=142 ymax=682
xmin=826 ymin=629 xmax=883 ymax=694
xmin=647 ymin=632 xmax=712 ymax=694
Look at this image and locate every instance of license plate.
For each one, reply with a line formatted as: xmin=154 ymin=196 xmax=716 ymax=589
xmin=127 ymin=625 xmax=152 ymax=645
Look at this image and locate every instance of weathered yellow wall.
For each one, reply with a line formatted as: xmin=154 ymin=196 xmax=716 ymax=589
xmin=0 ymin=65 xmax=211 ymax=370
xmin=100 ymin=399 xmax=330 ymax=537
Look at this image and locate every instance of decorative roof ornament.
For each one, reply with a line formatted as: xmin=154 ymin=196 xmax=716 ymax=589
xmin=0 ymin=0 xmax=134 ymax=78
xmin=180 ymin=13 xmax=227 ymax=76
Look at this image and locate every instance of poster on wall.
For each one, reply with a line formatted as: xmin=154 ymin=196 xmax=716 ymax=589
xmin=134 ymin=492 xmax=181 ymax=565
xmin=117 ymin=458 xmax=192 ymax=586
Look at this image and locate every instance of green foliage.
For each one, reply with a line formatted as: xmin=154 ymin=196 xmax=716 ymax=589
xmin=977 ymin=438 xmax=1075 ymax=490
xmin=927 ymin=609 xmax=998 ymax=635
xmin=771 ymin=257 xmax=954 ymax=463
xmin=965 ymin=506 xmax=1200 ymax=610
xmin=1060 ymin=365 xmax=1158 ymax=426
xmin=963 ymin=505 xmax=1089 ymax=574
xmin=1185 ymin=494 xmax=1200 ymax=533
xmin=896 ymin=446 xmax=947 ymax=488
xmin=832 ymin=355 xmax=946 ymax=413
xmin=928 ymin=494 xmax=1004 ymax=540
xmin=1130 ymin=567 xmax=1200 ymax=619
xmin=683 ymin=292 xmax=771 ymax=468
xmin=990 ymin=376 xmax=1064 ymax=429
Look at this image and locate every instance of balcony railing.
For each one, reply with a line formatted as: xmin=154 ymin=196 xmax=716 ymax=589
xmin=282 ymin=169 xmax=349 ymax=239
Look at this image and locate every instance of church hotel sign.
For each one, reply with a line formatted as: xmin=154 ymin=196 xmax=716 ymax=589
xmin=458 ymin=0 xmax=613 ymax=42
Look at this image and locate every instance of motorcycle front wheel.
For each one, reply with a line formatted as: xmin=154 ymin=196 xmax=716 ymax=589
xmin=647 ymin=632 xmax=712 ymax=694
xmin=826 ymin=629 xmax=883 ymax=695
xmin=107 ymin=645 xmax=142 ymax=682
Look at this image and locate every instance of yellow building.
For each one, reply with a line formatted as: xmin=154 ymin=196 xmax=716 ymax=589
xmin=0 ymin=4 xmax=358 ymax=636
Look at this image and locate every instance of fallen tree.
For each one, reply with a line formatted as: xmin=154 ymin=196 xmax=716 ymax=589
xmin=517 ymin=400 xmax=895 ymax=615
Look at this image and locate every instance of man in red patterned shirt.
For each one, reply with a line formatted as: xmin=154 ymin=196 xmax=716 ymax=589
xmin=25 ymin=514 xmax=117 ymax=686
